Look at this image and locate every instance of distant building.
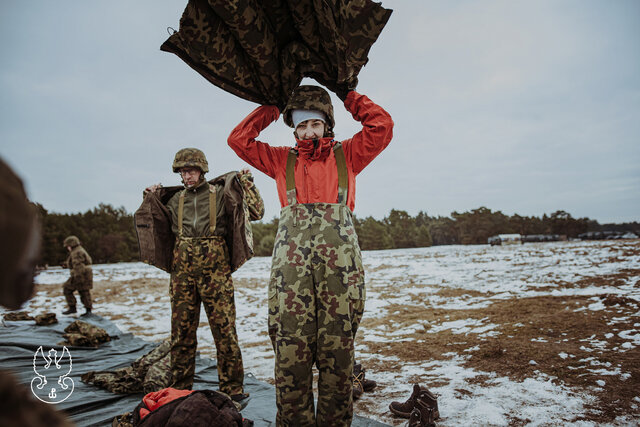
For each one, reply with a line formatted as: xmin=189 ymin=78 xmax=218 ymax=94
xmin=488 ymin=234 xmax=521 ymax=246
xmin=489 ymin=234 xmax=565 ymax=245
xmin=578 ymin=231 xmax=639 ymax=240
xmin=521 ymin=234 xmax=563 ymax=243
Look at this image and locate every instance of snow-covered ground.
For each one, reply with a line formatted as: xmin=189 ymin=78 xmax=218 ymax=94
xmin=13 ymin=239 xmax=640 ymax=425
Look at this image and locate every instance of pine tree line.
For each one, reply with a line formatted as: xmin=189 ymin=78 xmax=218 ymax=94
xmin=35 ymin=203 xmax=639 ymax=264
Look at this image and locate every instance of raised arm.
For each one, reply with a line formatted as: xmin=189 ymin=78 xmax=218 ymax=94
xmin=227 ymin=105 xmax=285 ymax=178
xmin=341 ymin=91 xmax=394 ymax=175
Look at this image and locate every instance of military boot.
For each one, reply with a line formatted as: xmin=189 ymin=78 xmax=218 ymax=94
xmin=390 ymin=384 xmax=439 ymax=419
xmin=354 ymin=363 xmax=377 ymax=392
xmin=352 ymin=366 xmax=364 ymax=399
xmin=406 ymin=399 xmax=435 ymax=427
xmin=419 ymin=389 xmax=439 ymax=420
xmin=62 ymin=307 xmax=77 ymax=315
xmin=81 ymin=308 xmax=91 ymax=317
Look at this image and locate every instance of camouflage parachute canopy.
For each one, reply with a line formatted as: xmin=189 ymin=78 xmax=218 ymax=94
xmin=160 ymin=0 xmax=392 ymax=109
xmin=282 ymin=85 xmax=335 ymax=131
xmin=63 ymin=235 xmax=80 ymax=248
xmin=172 ymin=148 xmax=209 ymax=174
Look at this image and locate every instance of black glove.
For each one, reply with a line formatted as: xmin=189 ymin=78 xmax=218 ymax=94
xmin=275 ymin=101 xmax=286 ymax=113
xmin=335 ymin=77 xmax=357 ymax=102
xmin=336 ymin=86 xmax=350 ymax=102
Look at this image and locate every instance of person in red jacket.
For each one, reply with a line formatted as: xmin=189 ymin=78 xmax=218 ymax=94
xmin=228 ymin=85 xmax=393 ymax=426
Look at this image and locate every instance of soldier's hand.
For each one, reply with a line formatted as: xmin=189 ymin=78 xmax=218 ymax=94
xmin=145 ymin=183 xmax=162 ymax=194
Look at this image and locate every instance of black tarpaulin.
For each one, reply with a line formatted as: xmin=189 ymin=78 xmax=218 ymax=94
xmin=160 ymin=0 xmax=392 ymax=108
xmin=1 ymin=315 xmax=388 ymax=426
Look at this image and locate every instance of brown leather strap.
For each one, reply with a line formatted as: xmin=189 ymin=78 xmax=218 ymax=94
xmin=333 ymin=143 xmax=348 ymax=204
xmin=285 ymin=149 xmax=297 ymax=206
xmin=285 ymin=145 xmax=348 ymax=206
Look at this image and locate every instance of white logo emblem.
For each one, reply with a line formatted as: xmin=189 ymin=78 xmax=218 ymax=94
xmin=30 ymin=346 xmax=74 ymax=404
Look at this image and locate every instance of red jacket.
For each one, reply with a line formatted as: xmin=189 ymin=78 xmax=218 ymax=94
xmin=227 ymin=91 xmax=393 ymax=212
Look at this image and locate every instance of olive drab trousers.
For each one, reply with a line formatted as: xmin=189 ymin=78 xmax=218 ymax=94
xmin=169 ymin=235 xmax=244 ymax=395
xmin=63 ymin=287 xmax=92 ymax=310
xmin=268 ymin=145 xmax=365 ymax=426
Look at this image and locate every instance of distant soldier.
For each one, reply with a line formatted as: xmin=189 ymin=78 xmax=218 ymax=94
xmin=142 ymin=148 xmax=264 ymax=401
xmin=62 ymin=235 xmax=93 ymax=316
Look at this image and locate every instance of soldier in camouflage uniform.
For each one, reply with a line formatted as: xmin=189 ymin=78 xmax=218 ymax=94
xmin=62 ymin=235 xmax=93 ymax=316
xmin=228 ymin=86 xmax=393 ymax=425
xmin=145 ymin=148 xmax=263 ymax=401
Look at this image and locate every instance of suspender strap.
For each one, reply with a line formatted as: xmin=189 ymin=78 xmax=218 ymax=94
xmin=333 ymin=143 xmax=348 ymax=205
xmin=208 ymin=184 xmax=217 ymax=234
xmin=285 ymin=149 xmax=297 ymax=206
xmin=177 ymin=189 xmax=186 ymax=237
xmin=285 ymin=144 xmax=349 ymax=206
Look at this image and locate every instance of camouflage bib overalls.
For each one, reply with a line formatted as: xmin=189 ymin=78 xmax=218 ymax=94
xmin=268 ymin=144 xmax=365 ymax=426
xmin=169 ymin=184 xmax=244 ymax=395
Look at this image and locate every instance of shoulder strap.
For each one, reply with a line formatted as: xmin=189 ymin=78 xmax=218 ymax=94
xmin=285 ymin=149 xmax=297 ymax=206
xmin=285 ymin=145 xmax=348 ymax=206
xmin=333 ymin=143 xmax=348 ymax=204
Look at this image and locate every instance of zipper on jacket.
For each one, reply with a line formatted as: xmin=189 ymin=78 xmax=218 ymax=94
xmin=193 ymin=188 xmax=197 ymax=233
xmin=304 ymin=164 xmax=309 ymax=200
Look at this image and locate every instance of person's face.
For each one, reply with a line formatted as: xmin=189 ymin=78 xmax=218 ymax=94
xmin=66 ymin=246 xmax=72 ymax=252
xmin=295 ymin=119 xmax=326 ymax=140
xmin=179 ymin=167 xmax=202 ymax=188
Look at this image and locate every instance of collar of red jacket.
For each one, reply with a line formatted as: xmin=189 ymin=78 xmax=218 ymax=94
xmin=295 ymin=137 xmax=335 ymax=161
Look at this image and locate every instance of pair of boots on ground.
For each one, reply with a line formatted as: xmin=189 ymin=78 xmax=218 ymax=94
xmin=352 ymin=363 xmax=376 ymax=399
xmin=390 ymin=384 xmax=439 ymax=427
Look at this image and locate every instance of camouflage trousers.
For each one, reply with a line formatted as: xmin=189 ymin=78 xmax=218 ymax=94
xmin=170 ymin=236 xmax=244 ymax=395
xmin=63 ymin=286 xmax=92 ymax=310
xmin=269 ymin=203 xmax=365 ymax=426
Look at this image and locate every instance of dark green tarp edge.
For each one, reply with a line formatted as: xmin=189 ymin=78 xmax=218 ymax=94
xmin=1 ymin=315 xmax=388 ymax=426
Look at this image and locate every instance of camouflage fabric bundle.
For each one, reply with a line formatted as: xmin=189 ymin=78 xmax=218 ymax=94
xmin=3 ymin=311 xmax=34 ymax=321
xmin=34 ymin=312 xmax=58 ymax=326
xmin=82 ymin=340 xmax=172 ymax=394
xmin=160 ymin=0 xmax=392 ymax=107
xmin=61 ymin=320 xmax=110 ymax=347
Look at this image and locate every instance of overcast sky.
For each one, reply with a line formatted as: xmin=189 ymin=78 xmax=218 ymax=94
xmin=1 ymin=1 xmax=638 ymax=224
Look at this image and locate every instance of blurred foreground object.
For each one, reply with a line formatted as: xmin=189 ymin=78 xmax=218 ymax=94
xmin=0 ymin=158 xmax=73 ymax=426
xmin=0 ymin=158 xmax=41 ymax=310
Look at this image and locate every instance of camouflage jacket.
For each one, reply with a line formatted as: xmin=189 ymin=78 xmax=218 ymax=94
xmin=134 ymin=171 xmax=264 ymax=273
xmin=64 ymin=245 xmax=93 ymax=290
xmin=160 ymin=0 xmax=392 ymax=108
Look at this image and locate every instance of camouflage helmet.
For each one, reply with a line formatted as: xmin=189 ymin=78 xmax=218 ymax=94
xmin=63 ymin=235 xmax=80 ymax=248
xmin=282 ymin=85 xmax=335 ymax=132
xmin=172 ymin=148 xmax=209 ymax=173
